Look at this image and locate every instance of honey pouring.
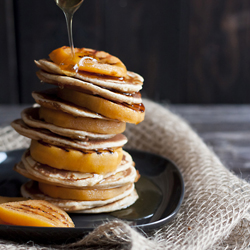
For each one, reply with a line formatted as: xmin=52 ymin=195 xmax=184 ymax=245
xmin=54 ymin=0 xmax=84 ymax=57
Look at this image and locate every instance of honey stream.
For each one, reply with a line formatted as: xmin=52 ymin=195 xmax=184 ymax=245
xmin=54 ymin=0 xmax=84 ymax=57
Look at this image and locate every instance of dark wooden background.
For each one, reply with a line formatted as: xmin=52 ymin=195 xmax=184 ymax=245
xmin=1 ymin=0 xmax=250 ymax=104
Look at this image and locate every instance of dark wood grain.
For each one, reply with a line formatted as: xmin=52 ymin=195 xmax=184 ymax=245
xmin=0 ymin=0 xmax=19 ymax=104
xmin=14 ymin=0 xmax=105 ymax=103
xmin=1 ymin=0 xmax=250 ymax=104
xmin=104 ymin=0 xmax=187 ymax=102
xmin=1 ymin=0 xmax=187 ymax=104
xmin=187 ymin=0 xmax=250 ymax=103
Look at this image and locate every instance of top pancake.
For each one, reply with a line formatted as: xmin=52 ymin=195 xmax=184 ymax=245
xmin=35 ymin=59 xmax=143 ymax=93
xmin=36 ymin=70 xmax=141 ymax=105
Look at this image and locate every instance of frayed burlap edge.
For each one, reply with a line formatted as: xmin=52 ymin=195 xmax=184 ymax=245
xmin=0 ymin=126 xmax=30 ymax=152
xmin=1 ymin=99 xmax=250 ymax=250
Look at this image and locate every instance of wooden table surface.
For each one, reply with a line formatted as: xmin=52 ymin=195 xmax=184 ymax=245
xmin=1 ymin=104 xmax=250 ymax=180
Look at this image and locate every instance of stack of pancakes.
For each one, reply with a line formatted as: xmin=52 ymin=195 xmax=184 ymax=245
xmin=11 ymin=47 xmax=145 ymax=213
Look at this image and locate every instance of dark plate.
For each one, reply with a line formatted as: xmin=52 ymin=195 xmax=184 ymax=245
xmin=0 ymin=149 xmax=184 ymax=244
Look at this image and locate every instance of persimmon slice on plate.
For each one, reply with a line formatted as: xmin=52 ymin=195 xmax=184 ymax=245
xmin=49 ymin=46 xmax=127 ymax=77
xmin=0 ymin=200 xmax=74 ymax=227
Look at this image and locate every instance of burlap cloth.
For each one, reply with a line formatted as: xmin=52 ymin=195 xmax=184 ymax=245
xmin=1 ymin=99 xmax=250 ymax=250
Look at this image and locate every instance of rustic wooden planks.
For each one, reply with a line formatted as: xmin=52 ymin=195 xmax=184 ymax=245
xmin=1 ymin=0 xmax=250 ymax=104
xmin=0 ymin=0 xmax=186 ymax=104
xmin=103 ymin=0 xmax=187 ymax=102
xmin=13 ymin=0 xmax=105 ymax=103
xmin=0 ymin=0 xmax=19 ymax=104
xmin=187 ymin=0 xmax=250 ymax=104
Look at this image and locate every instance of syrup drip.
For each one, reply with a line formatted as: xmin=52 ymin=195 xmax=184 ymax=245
xmin=54 ymin=0 xmax=84 ymax=57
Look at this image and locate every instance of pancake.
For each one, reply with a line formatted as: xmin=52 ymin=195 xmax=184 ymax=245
xmin=22 ymin=107 xmax=116 ymax=140
xmin=38 ymin=106 xmax=126 ymax=134
xmin=36 ymin=70 xmax=142 ymax=105
xmin=38 ymin=182 xmax=131 ymax=201
xmin=17 ymin=150 xmax=137 ymax=188
xmin=11 ymin=119 xmax=128 ymax=150
xmin=35 ymin=59 xmax=143 ymax=93
xmin=21 ymin=181 xmax=136 ymax=212
xmin=32 ymin=88 xmax=110 ymax=120
xmin=57 ymin=88 xmax=145 ymax=124
xmin=15 ymin=161 xmax=101 ymax=187
xmin=75 ymin=189 xmax=138 ymax=213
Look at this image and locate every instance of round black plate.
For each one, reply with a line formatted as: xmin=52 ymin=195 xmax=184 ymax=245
xmin=0 ymin=149 xmax=184 ymax=244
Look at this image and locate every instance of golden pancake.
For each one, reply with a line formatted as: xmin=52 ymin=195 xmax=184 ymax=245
xmin=21 ymin=181 xmax=136 ymax=212
xmin=57 ymin=88 xmax=145 ymax=124
xmin=38 ymin=182 xmax=131 ymax=201
xmin=32 ymin=88 xmax=108 ymax=120
xmin=11 ymin=119 xmax=128 ymax=150
xmin=22 ymin=107 xmax=116 ymax=140
xmin=16 ymin=150 xmax=137 ymax=188
xmin=36 ymin=70 xmax=142 ymax=104
xmin=39 ymin=106 xmax=126 ymax=134
xmin=75 ymin=190 xmax=138 ymax=213
xmin=35 ymin=59 xmax=143 ymax=92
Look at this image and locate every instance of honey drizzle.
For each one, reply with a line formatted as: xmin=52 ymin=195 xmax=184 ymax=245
xmin=54 ymin=0 xmax=84 ymax=57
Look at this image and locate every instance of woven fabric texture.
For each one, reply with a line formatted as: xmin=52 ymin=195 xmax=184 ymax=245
xmin=1 ymin=99 xmax=250 ymax=250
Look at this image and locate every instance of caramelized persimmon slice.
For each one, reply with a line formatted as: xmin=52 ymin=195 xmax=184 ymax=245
xmin=0 ymin=200 xmax=74 ymax=227
xmin=57 ymin=88 xmax=145 ymax=124
xmin=39 ymin=106 xmax=126 ymax=134
xmin=39 ymin=182 xmax=131 ymax=201
xmin=49 ymin=46 xmax=127 ymax=77
xmin=30 ymin=140 xmax=123 ymax=174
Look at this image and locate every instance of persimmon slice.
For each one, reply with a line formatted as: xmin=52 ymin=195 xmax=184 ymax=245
xmin=39 ymin=106 xmax=126 ymax=134
xmin=30 ymin=140 xmax=123 ymax=174
xmin=57 ymin=88 xmax=145 ymax=124
xmin=0 ymin=200 xmax=74 ymax=227
xmin=39 ymin=182 xmax=131 ymax=201
xmin=49 ymin=46 xmax=127 ymax=77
